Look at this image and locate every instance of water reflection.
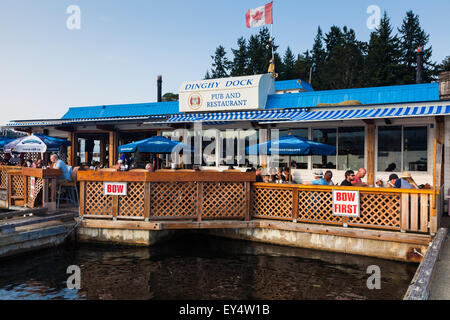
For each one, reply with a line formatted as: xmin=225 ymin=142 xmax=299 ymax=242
xmin=0 ymin=233 xmax=416 ymax=300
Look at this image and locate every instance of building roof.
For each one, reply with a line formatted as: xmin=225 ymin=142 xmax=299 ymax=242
xmin=266 ymin=83 xmax=439 ymax=109
xmin=61 ymin=101 xmax=179 ymax=120
xmin=6 ymin=82 xmax=441 ymax=127
xmin=274 ymin=79 xmax=314 ymax=92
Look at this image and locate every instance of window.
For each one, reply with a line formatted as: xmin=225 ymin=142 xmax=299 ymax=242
xmin=338 ymin=127 xmax=365 ymax=171
xmin=403 ymin=126 xmax=428 ymax=172
xmin=275 ymin=129 xmax=309 ymax=169
xmin=220 ymin=129 xmax=258 ymax=167
xmin=377 ymin=126 xmax=428 ymax=172
xmin=312 ymin=128 xmax=337 ymax=169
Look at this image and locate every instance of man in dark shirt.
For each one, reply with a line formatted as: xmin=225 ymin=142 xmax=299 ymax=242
xmin=256 ymin=166 xmax=264 ymax=182
xmin=340 ymin=170 xmax=355 ymax=186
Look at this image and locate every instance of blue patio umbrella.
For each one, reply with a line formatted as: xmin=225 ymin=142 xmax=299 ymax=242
xmin=246 ymin=135 xmax=336 ymax=156
xmin=0 ymin=138 xmax=15 ymax=151
xmin=118 ymin=135 xmax=194 ymax=154
xmin=246 ymin=135 xmax=336 ymax=182
xmin=3 ymin=133 xmax=71 ymax=153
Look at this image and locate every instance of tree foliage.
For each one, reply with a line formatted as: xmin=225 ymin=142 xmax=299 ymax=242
xmin=205 ymin=11 xmax=442 ymax=89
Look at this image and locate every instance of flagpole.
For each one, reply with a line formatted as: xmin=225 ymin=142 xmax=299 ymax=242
xmin=270 ymin=1 xmax=274 ymax=62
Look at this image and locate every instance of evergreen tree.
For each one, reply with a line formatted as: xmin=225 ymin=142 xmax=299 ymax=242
xmin=311 ymin=27 xmax=326 ymax=89
xmin=363 ymin=12 xmax=403 ymax=87
xmin=273 ymin=52 xmax=283 ymax=78
xmin=398 ymin=11 xmax=435 ymax=83
xmin=230 ymin=37 xmax=249 ymax=77
xmin=279 ymin=46 xmax=296 ymax=80
xmin=247 ymin=34 xmax=264 ymax=75
xmin=247 ymin=27 xmax=278 ymax=75
xmin=210 ymin=45 xmax=231 ymax=79
xmin=203 ymin=70 xmax=211 ymax=80
xmin=258 ymin=27 xmax=276 ymax=74
xmin=322 ymin=26 xmax=366 ymax=89
xmin=294 ymin=51 xmax=313 ymax=83
xmin=439 ymin=56 xmax=450 ymax=72
xmin=162 ymin=93 xmax=179 ymax=101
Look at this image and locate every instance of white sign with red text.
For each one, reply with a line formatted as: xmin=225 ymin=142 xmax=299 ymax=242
xmin=104 ymin=182 xmax=127 ymax=196
xmin=30 ymin=177 xmax=35 ymax=198
xmin=332 ymin=190 xmax=360 ymax=217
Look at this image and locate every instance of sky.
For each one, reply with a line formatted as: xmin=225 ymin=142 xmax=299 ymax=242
xmin=0 ymin=0 xmax=449 ymax=125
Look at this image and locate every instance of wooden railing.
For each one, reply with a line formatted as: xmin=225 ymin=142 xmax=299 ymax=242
xmin=77 ymin=170 xmax=255 ymax=222
xmin=251 ymin=183 xmax=440 ymax=235
xmin=0 ymin=166 xmax=23 ymax=207
xmin=0 ymin=166 xmax=61 ymax=209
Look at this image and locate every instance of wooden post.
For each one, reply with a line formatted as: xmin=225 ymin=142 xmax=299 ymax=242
xmin=292 ymin=188 xmax=298 ymax=222
xmin=23 ymin=176 xmax=28 ymax=207
xmin=420 ymin=193 xmax=429 ymax=233
xmin=68 ymin=132 xmax=77 ymax=167
xmin=7 ymin=174 xmax=12 ymax=208
xmin=144 ymin=182 xmax=150 ymax=221
xmin=401 ymin=193 xmax=409 ymax=232
xmin=197 ymin=182 xmax=203 ymax=222
xmin=79 ymin=181 xmax=85 ymax=217
xmin=109 ymin=131 xmax=119 ymax=168
xmin=366 ymin=121 xmax=375 ymax=186
xmin=42 ymin=178 xmax=49 ymax=209
xmin=245 ymin=182 xmax=251 ymax=221
xmin=410 ymin=194 xmax=419 ymax=231
xmin=112 ymin=195 xmax=119 ymax=220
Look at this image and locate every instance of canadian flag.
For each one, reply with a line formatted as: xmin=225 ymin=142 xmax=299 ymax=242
xmin=246 ymin=2 xmax=273 ymax=28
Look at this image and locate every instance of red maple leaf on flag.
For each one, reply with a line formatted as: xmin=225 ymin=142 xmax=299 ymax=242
xmin=252 ymin=10 xmax=263 ymax=21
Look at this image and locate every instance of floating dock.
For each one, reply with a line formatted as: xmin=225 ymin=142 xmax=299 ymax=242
xmin=0 ymin=208 xmax=77 ymax=259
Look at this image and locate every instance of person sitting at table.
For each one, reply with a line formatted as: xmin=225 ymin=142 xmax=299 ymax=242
xmin=352 ymin=168 xmax=368 ymax=187
xmin=387 ymin=173 xmax=413 ymax=189
xmin=401 ymin=172 xmax=419 ymax=189
xmin=275 ymin=168 xmax=285 ymax=184
xmin=385 ymin=163 xmax=397 ymax=172
xmin=50 ymin=154 xmax=71 ymax=183
xmin=324 ymin=170 xmax=334 ymax=185
xmin=32 ymin=159 xmax=43 ymax=168
xmin=119 ymin=153 xmax=132 ymax=167
xmin=282 ymin=167 xmax=291 ymax=182
xmin=116 ymin=159 xmax=129 ymax=171
xmin=304 ymin=170 xmax=328 ymax=185
xmin=340 ymin=170 xmax=355 ymax=186
xmin=256 ymin=166 xmax=264 ymax=182
xmin=375 ymin=178 xmax=384 ymax=188
xmin=8 ymin=154 xmax=19 ymax=166
xmin=145 ymin=162 xmax=154 ymax=172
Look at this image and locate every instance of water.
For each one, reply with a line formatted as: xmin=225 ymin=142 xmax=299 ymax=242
xmin=0 ymin=233 xmax=416 ymax=300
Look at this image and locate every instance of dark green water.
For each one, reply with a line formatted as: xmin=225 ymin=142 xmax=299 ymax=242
xmin=0 ymin=233 xmax=416 ymax=300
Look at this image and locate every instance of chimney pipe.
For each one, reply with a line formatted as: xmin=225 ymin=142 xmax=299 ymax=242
xmin=157 ymin=75 xmax=162 ymax=102
xmin=416 ymin=45 xmax=424 ymax=84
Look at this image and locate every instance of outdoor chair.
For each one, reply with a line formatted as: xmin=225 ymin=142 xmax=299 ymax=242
xmin=56 ymin=166 xmax=79 ymax=209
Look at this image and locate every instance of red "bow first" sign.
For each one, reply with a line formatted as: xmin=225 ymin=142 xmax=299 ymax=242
xmin=104 ymin=182 xmax=128 ymax=196
xmin=332 ymin=190 xmax=360 ymax=217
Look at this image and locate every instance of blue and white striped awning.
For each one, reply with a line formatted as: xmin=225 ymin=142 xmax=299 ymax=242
xmin=157 ymin=108 xmax=309 ymax=124
xmin=276 ymin=104 xmax=450 ymax=123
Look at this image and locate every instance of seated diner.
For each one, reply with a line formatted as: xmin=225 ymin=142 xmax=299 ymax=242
xmin=50 ymin=154 xmax=71 ymax=183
